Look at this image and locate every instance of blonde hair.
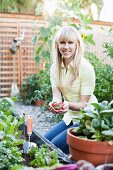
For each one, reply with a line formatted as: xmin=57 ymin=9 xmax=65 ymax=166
xmin=51 ymin=25 xmax=84 ymax=86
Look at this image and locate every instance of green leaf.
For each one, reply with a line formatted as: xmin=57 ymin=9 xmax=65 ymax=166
xmin=84 ymin=112 xmax=96 ymax=118
xmin=40 ymin=27 xmax=51 ymax=38
xmin=16 ymin=116 xmax=24 ymax=129
xmin=10 ymin=165 xmax=24 ymax=170
xmin=101 ymin=120 xmax=109 ymax=130
xmin=0 ymin=121 xmax=7 ymax=130
xmin=102 ymin=129 xmax=113 ymax=136
xmin=50 ymin=16 xmax=62 ymax=26
xmin=83 ymin=107 xmax=93 ymax=113
xmin=7 ymin=123 xmax=16 ymax=135
xmin=0 ymin=131 xmax=5 ymax=139
xmin=3 ymin=97 xmax=15 ymax=106
xmin=32 ymin=35 xmax=37 ymax=46
xmin=34 ymin=53 xmax=40 ymax=64
xmin=79 ymin=14 xmax=92 ymax=24
xmin=91 ymin=103 xmax=101 ymax=111
xmin=108 ymin=100 xmax=113 ymax=107
xmin=5 ymin=134 xmax=17 ymax=141
xmin=100 ymin=109 xmax=113 ymax=116
xmin=41 ymin=50 xmax=50 ymax=60
xmin=11 ymin=97 xmax=17 ymax=102
xmin=85 ymin=120 xmax=92 ymax=129
xmin=36 ymin=44 xmax=43 ymax=53
xmin=85 ymin=34 xmax=95 ymax=45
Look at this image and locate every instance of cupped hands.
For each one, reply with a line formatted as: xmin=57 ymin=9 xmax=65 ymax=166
xmin=48 ymin=101 xmax=69 ymax=114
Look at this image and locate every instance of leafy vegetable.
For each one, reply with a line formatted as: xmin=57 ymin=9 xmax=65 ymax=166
xmin=28 ymin=144 xmax=59 ymax=168
xmin=72 ymin=100 xmax=113 ymax=141
xmin=52 ymin=102 xmax=64 ymax=110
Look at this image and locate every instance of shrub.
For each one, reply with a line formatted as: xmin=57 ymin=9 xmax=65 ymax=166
xmin=85 ymin=52 xmax=113 ymax=102
xmin=20 ymin=64 xmax=52 ymax=105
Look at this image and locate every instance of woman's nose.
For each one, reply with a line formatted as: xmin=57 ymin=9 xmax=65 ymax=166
xmin=64 ymin=43 xmax=69 ymax=48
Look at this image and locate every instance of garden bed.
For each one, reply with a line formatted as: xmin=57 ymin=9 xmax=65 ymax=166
xmin=14 ymin=102 xmax=74 ymax=167
xmin=0 ymin=98 xmax=73 ymax=170
xmin=19 ymin=121 xmax=73 ymax=165
xmin=14 ymin=102 xmax=70 ymax=162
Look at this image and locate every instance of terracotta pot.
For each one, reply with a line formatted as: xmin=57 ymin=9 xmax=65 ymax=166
xmin=35 ymin=99 xmax=45 ymax=106
xmin=67 ymin=128 xmax=113 ymax=166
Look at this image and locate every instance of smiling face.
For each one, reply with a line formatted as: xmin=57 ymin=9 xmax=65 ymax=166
xmin=52 ymin=26 xmax=84 ymax=83
xmin=58 ymin=40 xmax=76 ymax=59
xmin=56 ymin=27 xmax=78 ymax=59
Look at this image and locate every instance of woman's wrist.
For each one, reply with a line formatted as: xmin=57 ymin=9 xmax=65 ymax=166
xmin=67 ymin=101 xmax=87 ymax=111
xmin=68 ymin=101 xmax=71 ymax=110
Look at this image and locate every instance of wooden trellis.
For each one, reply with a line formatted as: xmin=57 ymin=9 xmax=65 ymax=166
xmin=0 ymin=14 xmax=46 ymax=97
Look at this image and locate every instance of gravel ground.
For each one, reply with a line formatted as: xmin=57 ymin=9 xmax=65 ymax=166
xmin=14 ymin=102 xmax=59 ymax=135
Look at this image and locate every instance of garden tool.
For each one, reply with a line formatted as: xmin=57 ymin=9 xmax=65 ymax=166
xmin=27 ymin=114 xmax=33 ymax=150
xmin=23 ymin=114 xmax=37 ymax=153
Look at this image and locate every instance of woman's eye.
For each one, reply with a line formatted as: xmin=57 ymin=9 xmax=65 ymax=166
xmin=68 ymin=41 xmax=73 ymax=44
xmin=60 ymin=41 xmax=65 ymax=44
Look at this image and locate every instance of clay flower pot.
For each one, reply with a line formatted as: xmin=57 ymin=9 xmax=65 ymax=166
xmin=35 ymin=99 xmax=45 ymax=106
xmin=67 ymin=128 xmax=113 ymax=166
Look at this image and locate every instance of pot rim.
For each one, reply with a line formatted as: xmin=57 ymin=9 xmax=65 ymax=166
xmin=67 ymin=128 xmax=113 ymax=144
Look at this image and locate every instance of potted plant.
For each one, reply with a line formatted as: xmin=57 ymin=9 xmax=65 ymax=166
xmin=67 ymin=100 xmax=113 ymax=166
xmin=20 ymin=65 xmax=52 ymax=107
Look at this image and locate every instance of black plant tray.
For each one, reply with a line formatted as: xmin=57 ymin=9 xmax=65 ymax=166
xmin=18 ymin=116 xmax=74 ymax=165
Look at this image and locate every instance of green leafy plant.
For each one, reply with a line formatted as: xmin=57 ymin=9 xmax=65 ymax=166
xmin=0 ymin=97 xmax=25 ymax=170
xmin=0 ymin=141 xmax=24 ymax=170
xmin=33 ymin=16 xmax=62 ymax=65
xmin=28 ymin=144 xmax=59 ymax=168
xmin=85 ymin=51 xmax=113 ymax=102
xmin=56 ymin=0 xmax=103 ymax=20
xmin=103 ymin=26 xmax=113 ymax=60
xmin=20 ymin=73 xmax=41 ymax=105
xmin=0 ymin=97 xmax=61 ymax=170
xmin=103 ymin=42 xmax=113 ymax=59
xmin=72 ymin=100 xmax=113 ymax=141
xmin=0 ymin=97 xmax=24 ymax=144
xmin=52 ymin=102 xmax=64 ymax=110
xmin=20 ymin=64 xmax=52 ymax=105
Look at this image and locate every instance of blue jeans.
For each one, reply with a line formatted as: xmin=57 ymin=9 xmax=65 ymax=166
xmin=44 ymin=120 xmax=79 ymax=154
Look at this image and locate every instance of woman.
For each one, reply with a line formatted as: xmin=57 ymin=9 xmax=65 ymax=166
xmin=44 ymin=26 xmax=97 ymax=154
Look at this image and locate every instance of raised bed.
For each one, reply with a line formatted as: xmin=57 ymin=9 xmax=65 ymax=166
xmin=0 ymin=97 xmax=75 ymax=170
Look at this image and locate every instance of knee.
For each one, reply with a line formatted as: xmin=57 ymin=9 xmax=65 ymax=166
xmin=44 ymin=131 xmax=53 ymax=141
xmin=51 ymin=138 xmax=69 ymax=154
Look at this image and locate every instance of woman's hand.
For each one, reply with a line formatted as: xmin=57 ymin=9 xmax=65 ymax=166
xmin=48 ymin=101 xmax=69 ymax=114
xmin=76 ymin=160 xmax=96 ymax=170
xmin=59 ymin=101 xmax=69 ymax=113
xmin=48 ymin=102 xmax=60 ymax=114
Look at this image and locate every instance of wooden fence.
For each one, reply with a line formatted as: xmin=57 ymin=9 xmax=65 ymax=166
xmin=0 ymin=13 xmax=113 ymax=97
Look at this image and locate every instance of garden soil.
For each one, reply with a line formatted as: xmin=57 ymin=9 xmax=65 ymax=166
xmin=14 ymin=102 xmax=59 ymax=135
